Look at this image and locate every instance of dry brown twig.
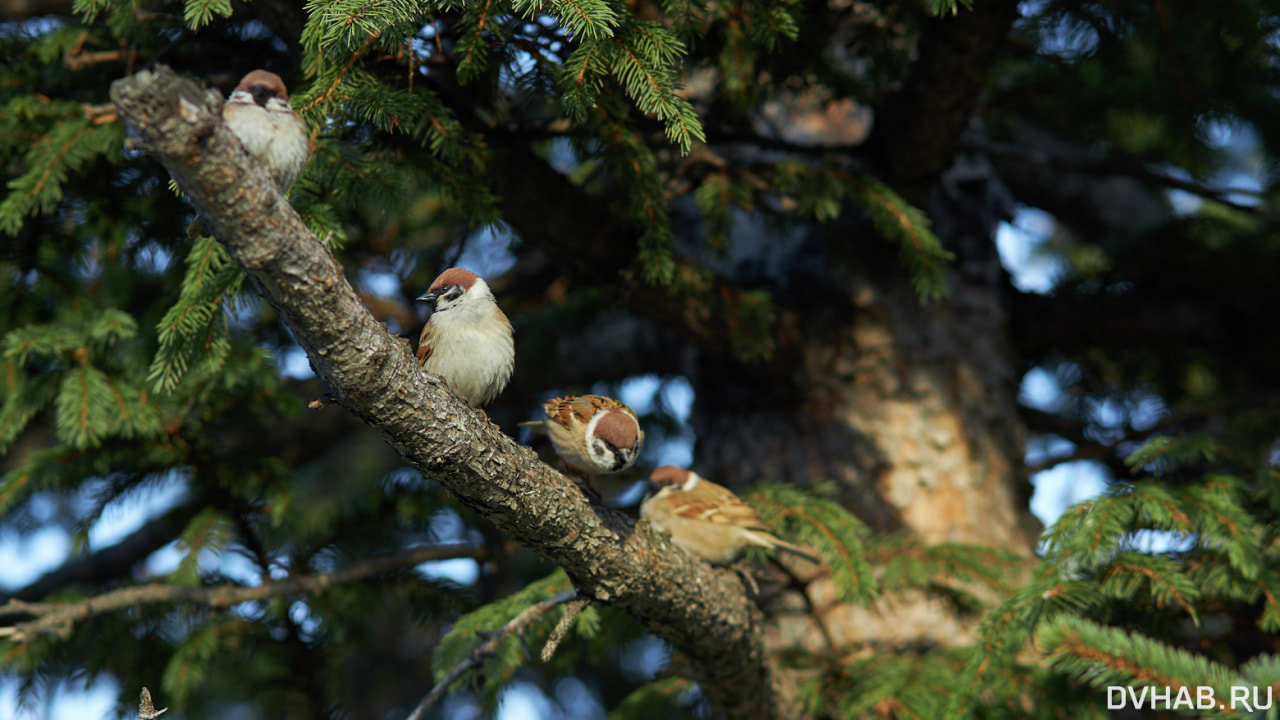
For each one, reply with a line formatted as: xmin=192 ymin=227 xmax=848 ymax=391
xmin=406 ymin=588 xmax=581 ymax=720
xmin=541 ymin=594 xmax=591 ymax=662
xmin=65 ymin=49 xmax=131 ymax=71
xmin=0 ymin=544 xmax=483 ymax=642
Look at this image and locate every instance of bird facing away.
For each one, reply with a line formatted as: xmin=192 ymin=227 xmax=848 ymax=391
xmin=416 ymin=268 xmax=515 ymax=407
xmin=641 ymin=466 xmax=818 ymax=566
xmin=538 ymin=395 xmax=644 ymax=477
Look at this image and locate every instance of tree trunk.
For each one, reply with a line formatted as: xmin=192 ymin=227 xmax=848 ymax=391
xmin=692 ymin=160 xmax=1041 ymax=659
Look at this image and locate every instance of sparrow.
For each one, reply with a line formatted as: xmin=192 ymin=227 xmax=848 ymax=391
xmin=641 ymin=466 xmax=818 ymax=566
xmin=416 ymin=268 xmax=514 ymax=407
xmin=223 ymin=70 xmax=309 ymax=193
xmin=534 ymin=395 xmax=644 ymax=477
xmin=189 ymin=70 xmax=308 ymax=237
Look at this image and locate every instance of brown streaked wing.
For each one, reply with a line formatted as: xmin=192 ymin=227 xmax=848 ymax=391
xmin=415 ymin=328 xmax=432 ymax=364
xmin=570 ymin=395 xmax=605 ymax=422
xmin=673 ymin=489 xmax=771 ymax=532
xmin=543 ymin=396 xmax=576 ymax=426
xmin=673 ymin=495 xmax=752 ymax=522
xmin=588 ymin=395 xmax=635 ymax=415
xmin=696 ymin=479 xmax=752 ymax=507
xmin=711 ymin=502 xmax=768 ymax=528
xmin=669 ymin=496 xmax=723 ymax=521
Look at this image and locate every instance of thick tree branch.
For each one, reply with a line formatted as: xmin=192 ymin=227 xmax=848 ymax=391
xmin=0 ymin=544 xmax=484 ymax=640
xmin=110 ymin=66 xmax=792 ymax=720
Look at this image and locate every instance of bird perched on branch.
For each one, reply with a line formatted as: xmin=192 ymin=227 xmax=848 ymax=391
xmin=642 ymin=466 xmax=817 ymax=566
xmin=416 ymin=268 xmax=514 ymax=407
xmin=530 ymin=395 xmax=644 ymax=479
xmin=189 ymin=70 xmax=308 ymax=237
xmin=222 ymin=69 xmax=309 ymax=193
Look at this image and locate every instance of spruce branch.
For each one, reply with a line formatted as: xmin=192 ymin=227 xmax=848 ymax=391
xmin=64 ymin=50 xmax=132 ymax=72
xmin=1097 ymin=553 xmax=1200 ymax=623
xmin=110 ymin=65 xmax=796 ymax=720
xmin=0 ymin=118 xmax=121 ymax=236
xmin=408 ymin=588 xmax=579 ymax=720
xmin=182 ymin=0 xmax=232 ymax=29
xmin=611 ymin=676 xmax=698 ymax=720
xmin=297 ymin=31 xmax=382 ymax=111
xmin=148 ymin=235 xmax=244 ymax=392
xmin=453 ymin=0 xmax=495 ymax=84
xmin=968 ymin=137 xmax=1280 ymax=222
xmin=511 ymin=0 xmax=618 ymax=40
xmin=1036 ymin=615 xmax=1237 ymax=702
xmin=0 ymin=543 xmax=485 ymax=641
xmin=842 ymin=172 xmax=952 ymax=301
xmin=746 ymin=483 xmax=877 ymax=604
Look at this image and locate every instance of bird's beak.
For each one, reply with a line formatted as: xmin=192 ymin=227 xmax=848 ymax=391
xmin=416 ymin=292 xmax=437 ymax=306
xmin=249 ymin=85 xmax=275 ymax=107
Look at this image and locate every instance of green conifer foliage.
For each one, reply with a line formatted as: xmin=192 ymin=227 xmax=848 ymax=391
xmin=4 ymin=0 xmax=1280 ymax=717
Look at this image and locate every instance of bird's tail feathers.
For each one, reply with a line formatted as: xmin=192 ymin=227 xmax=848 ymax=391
xmin=746 ymin=531 xmax=820 ymax=564
xmin=517 ymin=420 xmax=548 ymax=434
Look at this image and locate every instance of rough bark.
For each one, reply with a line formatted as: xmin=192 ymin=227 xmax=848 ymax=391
xmin=111 ymin=66 xmax=795 ymax=720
